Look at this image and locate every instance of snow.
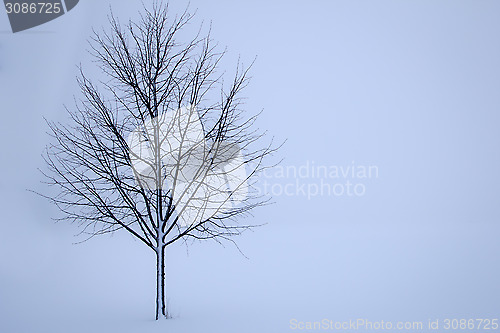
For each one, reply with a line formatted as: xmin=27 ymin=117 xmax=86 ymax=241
xmin=1 ymin=197 xmax=499 ymax=332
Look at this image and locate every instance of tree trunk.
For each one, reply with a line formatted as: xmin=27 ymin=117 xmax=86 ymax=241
xmin=156 ymin=245 xmax=166 ymax=320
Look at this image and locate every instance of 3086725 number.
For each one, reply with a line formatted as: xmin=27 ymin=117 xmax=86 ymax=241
xmin=5 ymin=2 xmax=61 ymax=14
xmin=443 ymin=318 xmax=499 ymax=330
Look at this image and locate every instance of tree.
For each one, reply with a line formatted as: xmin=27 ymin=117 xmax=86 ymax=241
xmin=41 ymin=2 xmax=277 ymax=320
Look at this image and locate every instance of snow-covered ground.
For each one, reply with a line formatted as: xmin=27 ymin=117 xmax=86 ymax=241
xmin=1 ymin=185 xmax=499 ymax=332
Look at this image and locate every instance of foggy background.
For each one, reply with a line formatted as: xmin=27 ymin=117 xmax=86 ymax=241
xmin=1 ymin=1 xmax=499 ymax=332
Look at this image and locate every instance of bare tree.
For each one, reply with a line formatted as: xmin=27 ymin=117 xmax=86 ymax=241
xmin=40 ymin=2 xmax=277 ymax=320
